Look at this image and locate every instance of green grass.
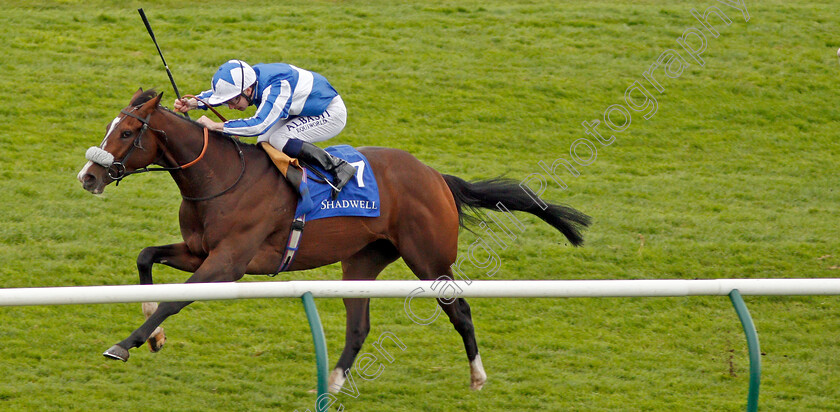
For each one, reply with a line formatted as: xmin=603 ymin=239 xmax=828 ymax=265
xmin=1 ymin=0 xmax=839 ymax=410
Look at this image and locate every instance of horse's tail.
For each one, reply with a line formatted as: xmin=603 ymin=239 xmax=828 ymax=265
xmin=441 ymin=174 xmax=591 ymax=246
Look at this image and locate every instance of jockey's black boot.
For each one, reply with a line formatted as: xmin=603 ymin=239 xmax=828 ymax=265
xmin=297 ymin=142 xmax=356 ymax=198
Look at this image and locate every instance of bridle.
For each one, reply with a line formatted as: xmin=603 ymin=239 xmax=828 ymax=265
xmin=99 ymin=105 xmax=246 ymax=202
xmin=106 ymin=107 xmax=168 ymax=182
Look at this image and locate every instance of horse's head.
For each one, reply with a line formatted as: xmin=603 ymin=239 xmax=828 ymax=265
xmin=77 ymin=88 xmax=167 ymax=194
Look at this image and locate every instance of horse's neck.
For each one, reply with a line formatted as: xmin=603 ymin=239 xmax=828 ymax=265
xmin=155 ymin=110 xmax=297 ymax=205
xmin=158 ymin=112 xmax=240 ymax=199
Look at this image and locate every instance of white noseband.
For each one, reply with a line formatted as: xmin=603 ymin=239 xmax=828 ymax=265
xmin=85 ymin=146 xmax=115 ymax=168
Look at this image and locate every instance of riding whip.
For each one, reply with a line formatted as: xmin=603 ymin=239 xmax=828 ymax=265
xmin=137 ymin=8 xmax=189 ymax=118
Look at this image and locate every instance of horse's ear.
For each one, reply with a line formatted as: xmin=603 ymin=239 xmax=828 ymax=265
xmin=139 ymin=91 xmax=164 ymax=114
xmin=131 ymin=88 xmax=144 ymax=102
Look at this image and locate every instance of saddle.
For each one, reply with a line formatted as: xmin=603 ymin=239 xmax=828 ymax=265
xmin=260 ymin=141 xmax=340 ymax=198
xmin=260 ymin=142 xmax=298 ymax=178
xmin=259 ymin=141 xmax=309 ymax=194
xmin=259 ymin=142 xmax=306 ymax=274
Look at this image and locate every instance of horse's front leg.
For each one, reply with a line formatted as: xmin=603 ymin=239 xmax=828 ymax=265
xmin=104 ymin=250 xmax=247 ymax=362
xmin=136 ymin=243 xmax=205 ymax=353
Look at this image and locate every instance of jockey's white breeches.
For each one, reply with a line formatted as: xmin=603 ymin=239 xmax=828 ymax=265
xmin=257 ymin=95 xmax=347 ymax=149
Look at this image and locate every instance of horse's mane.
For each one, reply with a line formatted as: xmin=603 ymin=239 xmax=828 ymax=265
xmin=132 ymin=88 xmax=257 ymax=149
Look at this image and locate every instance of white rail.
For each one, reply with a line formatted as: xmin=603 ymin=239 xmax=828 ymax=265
xmin=1 ymin=279 xmax=839 ymax=306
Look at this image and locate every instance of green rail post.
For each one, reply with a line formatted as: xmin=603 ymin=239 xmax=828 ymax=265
xmin=301 ymin=291 xmax=330 ymax=412
xmin=729 ymin=289 xmax=760 ymax=412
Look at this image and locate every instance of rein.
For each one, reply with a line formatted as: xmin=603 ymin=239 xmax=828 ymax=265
xmin=90 ymin=105 xmax=247 ymax=202
xmin=183 ymin=94 xmax=228 ymax=122
xmin=181 ymin=96 xmax=331 ymax=187
xmin=109 ymin=109 xmax=209 ymax=181
xmin=181 ymin=136 xmax=246 ymax=202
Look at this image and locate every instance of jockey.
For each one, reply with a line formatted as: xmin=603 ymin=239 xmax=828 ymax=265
xmin=174 ymin=59 xmax=356 ymax=193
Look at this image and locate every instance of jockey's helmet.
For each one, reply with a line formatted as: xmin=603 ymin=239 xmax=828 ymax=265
xmin=206 ymin=59 xmax=257 ymax=105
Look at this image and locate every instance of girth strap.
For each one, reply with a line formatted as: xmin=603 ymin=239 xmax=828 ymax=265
xmin=274 ymin=215 xmax=306 ymax=275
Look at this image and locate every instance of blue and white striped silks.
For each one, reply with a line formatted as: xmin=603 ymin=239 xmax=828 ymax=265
xmin=196 ymin=63 xmax=338 ymax=137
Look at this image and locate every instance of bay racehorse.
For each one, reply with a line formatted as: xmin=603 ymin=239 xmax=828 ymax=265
xmin=76 ymin=89 xmax=590 ymax=392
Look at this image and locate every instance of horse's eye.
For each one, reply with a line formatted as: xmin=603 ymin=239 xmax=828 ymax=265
xmin=121 ymin=130 xmax=132 ymax=138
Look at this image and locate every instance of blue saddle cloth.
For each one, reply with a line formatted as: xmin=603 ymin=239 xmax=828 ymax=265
xmin=294 ymin=145 xmax=381 ymax=221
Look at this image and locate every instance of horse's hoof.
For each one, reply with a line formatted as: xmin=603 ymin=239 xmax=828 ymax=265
xmin=103 ymin=345 xmax=129 ymax=362
xmin=470 ymin=378 xmax=486 ymax=391
xmin=147 ymin=327 xmax=166 ymax=353
xmin=470 ymin=354 xmax=487 ymax=391
xmin=328 ymin=368 xmax=347 ymax=394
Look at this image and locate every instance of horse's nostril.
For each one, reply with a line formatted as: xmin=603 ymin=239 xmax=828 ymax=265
xmin=81 ymin=173 xmax=99 ymax=191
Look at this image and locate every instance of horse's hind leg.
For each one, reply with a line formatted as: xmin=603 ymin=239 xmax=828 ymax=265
xmin=329 ymin=240 xmax=399 ymax=393
xmin=453 ymin=297 xmax=486 ymax=391
xmin=399 ymin=242 xmax=487 ymax=391
xmin=436 ymin=281 xmax=486 ymax=391
xmin=135 ymin=243 xmax=204 ymax=352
